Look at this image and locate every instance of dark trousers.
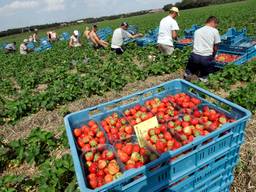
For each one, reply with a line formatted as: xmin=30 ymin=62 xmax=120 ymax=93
xmin=186 ymin=53 xmax=219 ymax=77
xmin=111 ymin=47 xmax=124 ymax=55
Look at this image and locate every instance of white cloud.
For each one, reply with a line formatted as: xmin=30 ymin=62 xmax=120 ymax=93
xmin=44 ymin=0 xmax=65 ymax=11
xmin=0 ymin=0 xmax=39 ymax=15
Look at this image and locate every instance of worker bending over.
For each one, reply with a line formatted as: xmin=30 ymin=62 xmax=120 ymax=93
xmin=69 ymin=30 xmax=81 ymax=48
xmin=4 ymin=42 xmax=16 ymax=53
xmin=185 ymin=16 xmax=221 ymax=82
xmin=111 ymin=22 xmax=143 ymax=54
xmin=88 ymin=25 xmax=109 ymax=49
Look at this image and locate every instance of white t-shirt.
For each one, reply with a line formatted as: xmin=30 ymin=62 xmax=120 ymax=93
xmin=70 ymin=35 xmax=81 ymax=47
xmin=111 ymin=28 xmax=132 ymax=49
xmin=20 ymin=43 xmax=27 ymax=55
xmin=157 ymin=16 xmax=179 ymax=46
xmin=193 ymin=26 xmax=221 ymax=56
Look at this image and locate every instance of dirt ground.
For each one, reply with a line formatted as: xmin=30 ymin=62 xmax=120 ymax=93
xmin=1 ymin=71 xmax=255 ymax=192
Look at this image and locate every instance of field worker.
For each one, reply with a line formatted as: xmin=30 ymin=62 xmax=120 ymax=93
xmin=28 ymin=35 xmax=33 ymax=42
xmin=185 ymin=16 xmax=221 ymax=82
xmin=4 ymin=42 xmax=16 ymax=53
xmin=88 ymin=25 xmax=109 ymax=49
xmin=69 ymin=30 xmax=81 ymax=48
xmin=32 ymin=29 xmax=38 ymax=42
xmin=157 ymin=7 xmax=180 ymax=55
xmin=20 ymin=39 xmax=29 ymax=55
xmin=111 ymin=22 xmax=143 ymax=54
xmin=47 ymin=31 xmax=58 ymax=42
xmin=84 ymin=26 xmax=90 ymax=40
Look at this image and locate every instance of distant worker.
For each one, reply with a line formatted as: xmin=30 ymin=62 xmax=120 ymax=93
xmin=111 ymin=22 xmax=143 ymax=54
xmin=28 ymin=35 xmax=33 ymax=42
xmin=84 ymin=26 xmax=90 ymax=40
xmin=4 ymin=42 xmax=16 ymax=53
xmin=88 ymin=25 xmax=109 ymax=49
xmin=185 ymin=16 xmax=221 ymax=82
xmin=20 ymin=39 xmax=29 ymax=55
xmin=157 ymin=7 xmax=180 ymax=55
xmin=32 ymin=29 xmax=39 ymax=42
xmin=47 ymin=31 xmax=58 ymax=42
xmin=69 ymin=30 xmax=81 ymax=48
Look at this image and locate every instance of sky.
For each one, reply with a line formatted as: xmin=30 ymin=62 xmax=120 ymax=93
xmin=0 ymin=0 xmax=180 ymax=31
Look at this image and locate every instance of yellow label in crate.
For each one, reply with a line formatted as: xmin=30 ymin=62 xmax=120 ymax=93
xmin=134 ymin=116 xmax=159 ymax=147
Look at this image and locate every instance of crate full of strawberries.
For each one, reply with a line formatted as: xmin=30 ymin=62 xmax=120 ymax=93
xmin=64 ymin=79 xmax=251 ymax=192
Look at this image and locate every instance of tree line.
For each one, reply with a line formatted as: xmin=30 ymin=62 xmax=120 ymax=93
xmin=163 ymin=0 xmax=244 ymax=11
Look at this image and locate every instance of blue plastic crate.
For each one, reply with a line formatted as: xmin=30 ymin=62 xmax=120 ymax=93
xmin=221 ymin=28 xmax=247 ymax=46
xmin=184 ymin=24 xmax=201 ymax=39
xmin=27 ymin=42 xmax=35 ymax=50
xmin=60 ymin=32 xmax=70 ymax=41
xmin=175 ymin=25 xmax=200 ymax=49
xmin=213 ymin=46 xmax=256 ymax=68
xmin=127 ymin=25 xmax=138 ymax=35
xmin=161 ymin=146 xmax=239 ymax=192
xmin=136 ymin=27 xmax=159 ymax=47
xmin=64 ymin=79 xmax=251 ymax=192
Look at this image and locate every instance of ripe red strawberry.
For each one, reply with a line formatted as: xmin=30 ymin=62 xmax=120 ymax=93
xmin=73 ymin=128 xmax=82 ymax=137
xmin=106 ymin=151 xmax=115 ymax=160
xmin=89 ymin=162 xmax=98 ymax=173
xmin=125 ymin=126 xmax=133 ymax=134
xmin=118 ymin=150 xmax=129 ymax=163
xmin=123 ymin=144 xmax=133 ymax=155
xmin=164 ymin=132 xmax=172 ymax=141
xmin=133 ymin=144 xmax=140 ymax=153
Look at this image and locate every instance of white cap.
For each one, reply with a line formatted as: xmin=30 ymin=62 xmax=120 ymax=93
xmin=170 ymin=7 xmax=180 ymax=16
xmin=23 ymin=39 xmax=28 ymax=43
xmin=74 ymin=30 xmax=79 ymax=36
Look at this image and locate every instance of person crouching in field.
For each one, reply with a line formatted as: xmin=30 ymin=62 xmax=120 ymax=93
xmin=47 ymin=31 xmax=58 ymax=42
xmin=88 ymin=25 xmax=109 ymax=49
xmin=69 ymin=30 xmax=81 ymax=48
xmin=20 ymin=39 xmax=30 ymax=55
xmin=185 ymin=16 xmax=221 ymax=82
xmin=157 ymin=7 xmax=180 ymax=56
xmin=111 ymin=22 xmax=143 ymax=54
xmin=4 ymin=42 xmax=16 ymax=54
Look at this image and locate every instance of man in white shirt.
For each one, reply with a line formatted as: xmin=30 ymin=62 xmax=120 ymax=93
xmin=111 ymin=22 xmax=143 ymax=54
xmin=5 ymin=42 xmax=16 ymax=53
xmin=69 ymin=30 xmax=81 ymax=48
xmin=185 ymin=16 xmax=221 ymax=82
xmin=157 ymin=7 xmax=180 ymax=55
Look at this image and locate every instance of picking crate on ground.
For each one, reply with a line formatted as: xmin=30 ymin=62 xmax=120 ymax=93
xmin=97 ymin=27 xmax=113 ymax=41
xmin=214 ymin=31 xmax=256 ymax=68
xmin=174 ymin=25 xmax=201 ymax=49
xmin=64 ymin=79 xmax=251 ymax=192
xmin=59 ymin=32 xmax=70 ymax=41
xmin=136 ymin=27 xmax=159 ymax=47
xmin=34 ymin=39 xmax=52 ymax=52
xmin=221 ymin=27 xmax=247 ymax=46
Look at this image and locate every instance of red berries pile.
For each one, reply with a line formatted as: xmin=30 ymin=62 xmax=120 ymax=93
xmin=145 ymin=127 xmax=182 ymax=154
xmin=73 ymin=120 xmax=106 ymax=151
xmin=85 ymin=148 xmax=122 ymax=189
xmin=115 ymin=141 xmax=158 ymax=170
xmin=124 ymin=104 xmax=154 ymax=125
xmin=101 ymin=113 xmax=134 ymax=143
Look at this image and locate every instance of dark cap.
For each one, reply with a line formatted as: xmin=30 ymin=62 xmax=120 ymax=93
xmin=121 ymin=22 xmax=129 ymax=27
